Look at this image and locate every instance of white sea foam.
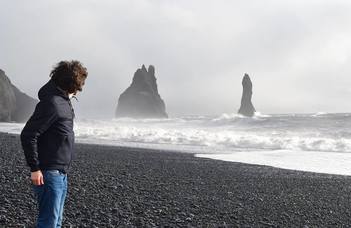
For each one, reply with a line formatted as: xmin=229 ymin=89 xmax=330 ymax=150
xmin=72 ymin=116 xmax=351 ymax=153
xmin=311 ymin=112 xmax=328 ymax=117
xmin=196 ymin=150 xmax=351 ymax=176
xmin=75 ymin=123 xmax=351 ymax=152
xmin=0 ymin=122 xmax=24 ymax=134
xmin=0 ymin=113 xmax=350 ymax=175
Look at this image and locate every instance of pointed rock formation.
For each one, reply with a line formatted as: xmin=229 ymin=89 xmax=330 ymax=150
xmin=115 ymin=65 xmax=168 ymax=118
xmin=0 ymin=69 xmax=37 ymax=122
xmin=238 ymin=73 xmax=256 ymax=117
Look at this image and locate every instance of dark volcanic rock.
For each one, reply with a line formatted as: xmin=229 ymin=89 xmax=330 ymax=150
xmin=11 ymin=84 xmax=38 ymax=122
xmin=0 ymin=70 xmax=16 ymax=122
xmin=116 ymin=65 xmax=168 ymax=118
xmin=0 ymin=69 xmax=37 ymax=122
xmin=238 ymin=73 xmax=256 ymax=117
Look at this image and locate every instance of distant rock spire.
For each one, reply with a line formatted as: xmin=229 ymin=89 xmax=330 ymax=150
xmin=238 ymin=73 xmax=256 ymax=117
xmin=115 ymin=65 xmax=168 ymax=118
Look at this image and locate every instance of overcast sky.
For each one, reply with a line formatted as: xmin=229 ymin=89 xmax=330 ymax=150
xmin=1 ymin=0 xmax=351 ymax=118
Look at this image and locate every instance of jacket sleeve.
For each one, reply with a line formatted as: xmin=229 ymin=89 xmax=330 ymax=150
xmin=20 ymin=100 xmax=58 ymax=172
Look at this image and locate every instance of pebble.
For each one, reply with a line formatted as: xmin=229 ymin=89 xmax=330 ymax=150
xmin=1 ymin=133 xmax=351 ymax=227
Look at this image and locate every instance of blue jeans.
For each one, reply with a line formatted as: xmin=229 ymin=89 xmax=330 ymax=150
xmin=33 ymin=170 xmax=68 ymax=228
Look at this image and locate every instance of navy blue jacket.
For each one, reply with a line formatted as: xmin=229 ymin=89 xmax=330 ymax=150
xmin=21 ymin=80 xmax=75 ymax=173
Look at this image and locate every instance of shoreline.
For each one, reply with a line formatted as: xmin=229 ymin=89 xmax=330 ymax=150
xmin=5 ymin=131 xmax=351 ymax=177
xmin=1 ymin=132 xmax=351 ymax=226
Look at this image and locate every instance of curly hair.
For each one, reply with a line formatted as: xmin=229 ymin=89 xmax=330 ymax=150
xmin=50 ymin=60 xmax=88 ymax=94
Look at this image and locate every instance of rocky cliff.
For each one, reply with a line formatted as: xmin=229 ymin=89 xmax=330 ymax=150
xmin=116 ymin=65 xmax=168 ymax=118
xmin=238 ymin=73 xmax=256 ymax=117
xmin=0 ymin=69 xmax=37 ymax=122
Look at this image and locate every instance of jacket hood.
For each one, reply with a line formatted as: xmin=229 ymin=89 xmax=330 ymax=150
xmin=38 ymin=79 xmax=69 ymax=101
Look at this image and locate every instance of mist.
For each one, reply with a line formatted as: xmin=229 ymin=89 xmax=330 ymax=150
xmin=1 ymin=0 xmax=351 ymax=118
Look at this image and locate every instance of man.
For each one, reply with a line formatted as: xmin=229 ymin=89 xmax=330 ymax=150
xmin=21 ymin=60 xmax=88 ymax=227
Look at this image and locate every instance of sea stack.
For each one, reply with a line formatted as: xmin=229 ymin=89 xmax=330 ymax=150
xmin=115 ymin=65 xmax=168 ymax=118
xmin=238 ymin=73 xmax=256 ymax=117
xmin=0 ymin=69 xmax=37 ymax=122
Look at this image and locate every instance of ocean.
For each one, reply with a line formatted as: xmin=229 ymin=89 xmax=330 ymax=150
xmin=1 ymin=112 xmax=351 ymax=176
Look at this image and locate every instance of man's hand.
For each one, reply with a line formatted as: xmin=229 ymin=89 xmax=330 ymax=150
xmin=31 ymin=170 xmax=44 ymax=186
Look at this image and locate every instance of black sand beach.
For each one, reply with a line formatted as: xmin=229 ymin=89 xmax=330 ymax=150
xmin=1 ymin=132 xmax=351 ymax=227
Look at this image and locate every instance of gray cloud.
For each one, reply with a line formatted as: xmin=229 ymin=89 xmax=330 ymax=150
xmin=1 ymin=0 xmax=351 ymax=117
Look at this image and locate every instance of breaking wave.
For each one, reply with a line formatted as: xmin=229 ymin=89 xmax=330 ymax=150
xmin=0 ymin=112 xmax=350 ymax=154
xmin=74 ymin=113 xmax=351 ymax=153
